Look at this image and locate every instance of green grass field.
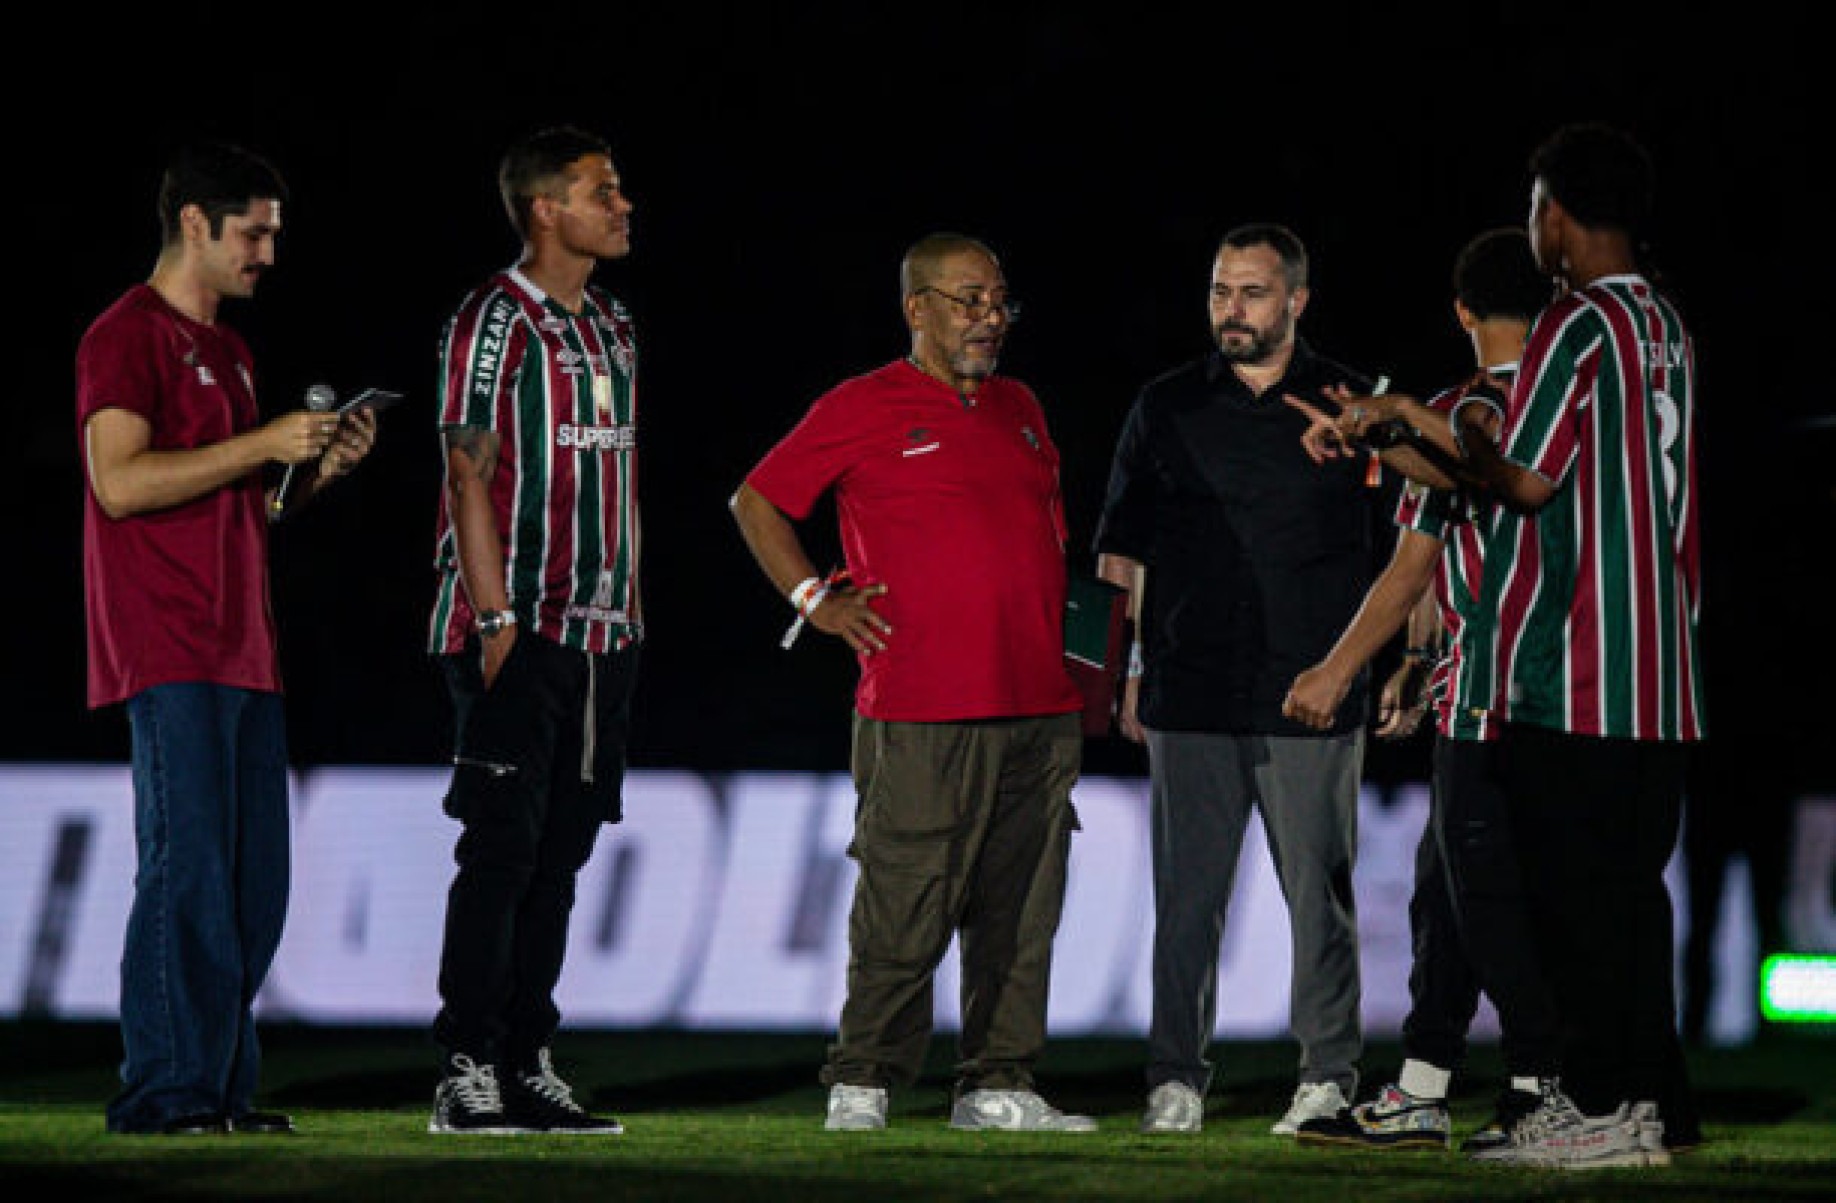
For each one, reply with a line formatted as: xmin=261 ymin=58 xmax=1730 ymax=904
xmin=2 ymin=1023 xmax=1833 ymax=1201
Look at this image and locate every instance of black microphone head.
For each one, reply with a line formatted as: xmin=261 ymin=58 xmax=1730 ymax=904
xmin=305 ymin=383 xmax=337 ymax=411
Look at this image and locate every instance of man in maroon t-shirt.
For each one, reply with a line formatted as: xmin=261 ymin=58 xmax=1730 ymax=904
xmin=76 ymin=141 xmax=374 ymax=1136
xmin=731 ymin=233 xmax=1093 ymax=1133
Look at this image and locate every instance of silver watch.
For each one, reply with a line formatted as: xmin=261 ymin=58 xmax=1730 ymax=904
xmin=476 ymin=609 xmax=517 ymax=637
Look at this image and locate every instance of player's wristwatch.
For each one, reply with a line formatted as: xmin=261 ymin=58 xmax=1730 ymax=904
xmin=476 ymin=610 xmax=517 ymax=638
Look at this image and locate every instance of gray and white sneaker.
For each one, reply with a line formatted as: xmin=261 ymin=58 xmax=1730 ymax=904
xmin=950 ymin=1089 xmax=1098 ymax=1132
xmin=1471 ymin=1083 xmax=1653 ymax=1168
xmin=1272 ymin=1081 xmax=1350 ymax=1136
xmin=1141 ymin=1081 xmax=1203 ymax=1134
xmin=1469 ymin=1079 xmax=1584 ymax=1164
xmin=824 ymin=1083 xmax=889 ymax=1131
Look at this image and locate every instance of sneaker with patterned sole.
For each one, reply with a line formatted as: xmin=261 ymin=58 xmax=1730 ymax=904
xmin=1471 ymin=1082 xmax=1657 ymax=1168
xmin=1460 ymin=1086 xmax=1540 ymax=1155
xmin=1297 ymin=1083 xmax=1449 ymax=1149
xmin=430 ymin=1054 xmax=525 ymax=1135
xmin=504 ymin=1048 xmax=623 ymax=1135
xmin=1140 ymin=1081 xmax=1203 ymax=1134
xmin=950 ymin=1089 xmax=1097 ymax=1132
xmin=824 ymin=1084 xmax=889 ymax=1131
xmin=1272 ymin=1081 xmax=1350 ymax=1136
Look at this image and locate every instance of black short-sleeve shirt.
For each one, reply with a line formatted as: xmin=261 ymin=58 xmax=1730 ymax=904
xmin=1095 ymin=342 xmax=1384 ymax=735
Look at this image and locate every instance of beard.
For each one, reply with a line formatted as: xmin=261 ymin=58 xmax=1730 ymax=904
xmin=949 ymin=339 xmax=1001 ymax=381
xmin=1214 ymin=311 xmax=1292 ymax=364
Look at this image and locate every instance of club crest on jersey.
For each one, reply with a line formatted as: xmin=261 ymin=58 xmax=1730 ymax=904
xmin=602 ymin=328 xmax=636 ymax=376
xmin=195 ymin=363 xmax=217 ymax=387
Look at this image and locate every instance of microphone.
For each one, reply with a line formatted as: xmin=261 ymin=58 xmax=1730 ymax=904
xmin=270 ymin=383 xmax=337 ymax=520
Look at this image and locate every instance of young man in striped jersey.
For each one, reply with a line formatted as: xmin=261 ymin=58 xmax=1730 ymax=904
xmin=1282 ymin=229 xmax=1587 ymax=1159
xmin=1317 ymin=123 xmax=1703 ymax=1167
xmin=425 ymin=127 xmax=640 ymax=1136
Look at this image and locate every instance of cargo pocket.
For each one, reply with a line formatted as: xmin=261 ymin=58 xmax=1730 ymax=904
xmin=442 ymin=754 xmax=522 ymax=822
xmin=442 ymin=644 xmax=529 ymax=824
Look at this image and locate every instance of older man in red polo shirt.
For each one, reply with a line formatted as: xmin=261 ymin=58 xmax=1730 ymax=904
xmin=731 ymin=232 xmax=1092 ymax=1134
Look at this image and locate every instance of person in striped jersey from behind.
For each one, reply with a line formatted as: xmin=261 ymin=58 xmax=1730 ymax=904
xmin=425 ymin=126 xmax=640 ymax=1137
xmin=1282 ymin=229 xmax=1576 ymax=1159
xmin=1316 ymin=122 xmax=1703 ymax=1168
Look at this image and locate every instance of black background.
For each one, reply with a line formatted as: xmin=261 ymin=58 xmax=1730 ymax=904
xmin=13 ymin=4 xmax=1833 ymax=796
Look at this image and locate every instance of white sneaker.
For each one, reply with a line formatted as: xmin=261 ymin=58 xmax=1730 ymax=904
xmin=824 ymin=1083 xmax=888 ymax=1131
xmin=1272 ymin=1081 xmax=1350 ymax=1136
xmin=1141 ymin=1081 xmax=1203 ymax=1133
xmin=950 ymin=1089 xmax=1098 ymax=1132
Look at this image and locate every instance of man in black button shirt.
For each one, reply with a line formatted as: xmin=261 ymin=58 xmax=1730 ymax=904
xmin=1096 ymin=223 xmax=1380 ymax=1136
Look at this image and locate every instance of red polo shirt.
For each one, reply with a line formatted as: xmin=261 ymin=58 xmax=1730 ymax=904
xmin=747 ymin=359 xmax=1081 ymax=723
xmin=76 ymin=285 xmax=281 ymax=708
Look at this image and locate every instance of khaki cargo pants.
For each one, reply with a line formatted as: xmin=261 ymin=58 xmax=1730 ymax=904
xmin=822 ymin=711 xmax=1083 ymax=1095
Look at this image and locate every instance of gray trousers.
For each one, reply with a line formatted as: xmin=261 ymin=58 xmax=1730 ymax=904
xmin=1145 ymin=729 xmax=1363 ymax=1095
xmin=823 ymin=712 xmax=1083 ymax=1095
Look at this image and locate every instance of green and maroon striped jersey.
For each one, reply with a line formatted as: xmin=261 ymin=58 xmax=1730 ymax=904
xmin=428 ymin=268 xmax=641 ymax=655
xmin=1394 ymin=372 xmax=1510 ymax=741
xmin=1454 ymin=275 xmax=1703 ymax=741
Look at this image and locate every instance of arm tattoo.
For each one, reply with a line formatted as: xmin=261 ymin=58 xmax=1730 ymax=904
xmin=443 ymin=425 xmax=499 ymax=483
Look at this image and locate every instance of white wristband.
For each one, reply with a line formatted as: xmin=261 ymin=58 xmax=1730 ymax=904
xmin=788 ymin=576 xmax=822 ymax=612
xmin=1127 ymin=642 xmax=1146 ymax=679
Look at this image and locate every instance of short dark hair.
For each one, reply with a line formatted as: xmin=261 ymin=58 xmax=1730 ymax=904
xmin=900 ymin=231 xmax=998 ymax=295
xmin=1529 ymin=122 xmax=1654 ymax=237
xmin=499 ymin=126 xmax=613 ymax=238
xmin=1453 ymin=228 xmax=1552 ymax=322
xmin=157 ymin=141 xmax=288 ymax=245
xmin=1218 ymin=223 xmax=1308 ymax=290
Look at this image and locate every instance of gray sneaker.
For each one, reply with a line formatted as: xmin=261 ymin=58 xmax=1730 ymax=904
xmin=824 ymin=1083 xmax=888 ymax=1131
xmin=1272 ymin=1081 xmax=1350 ymax=1136
xmin=950 ymin=1089 xmax=1097 ymax=1132
xmin=1141 ymin=1081 xmax=1203 ymax=1134
xmin=1472 ymin=1083 xmax=1653 ymax=1168
xmin=1469 ymin=1079 xmax=1585 ymax=1164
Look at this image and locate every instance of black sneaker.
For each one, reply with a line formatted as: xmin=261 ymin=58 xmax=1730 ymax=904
xmin=155 ymin=1111 xmax=230 ymax=1136
xmin=430 ymin=1053 xmax=524 ymax=1135
xmin=503 ymin=1048 xmax=623 ymax=1135
xmin=230 ymin=1110 xmax=295 ymax=1134
xmin=1460 ymin=1085 xmax=1541 ymax=1154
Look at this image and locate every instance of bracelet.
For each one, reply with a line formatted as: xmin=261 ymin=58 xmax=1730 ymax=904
xmin=781 ymin=568 xmax=851 ymax=650
xmin=788 ymin=576 xmax=822 ymax=613
xmin=1403 ymin=646 xmax=1437 ymax=663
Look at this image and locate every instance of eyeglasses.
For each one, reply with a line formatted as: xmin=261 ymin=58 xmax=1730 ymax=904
xmin=918 ymin=286 xmax=1022 ymax=324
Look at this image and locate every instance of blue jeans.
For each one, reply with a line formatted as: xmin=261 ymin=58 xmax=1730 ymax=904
xmin=107 ymin=683 xmax=290 ymax=1133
